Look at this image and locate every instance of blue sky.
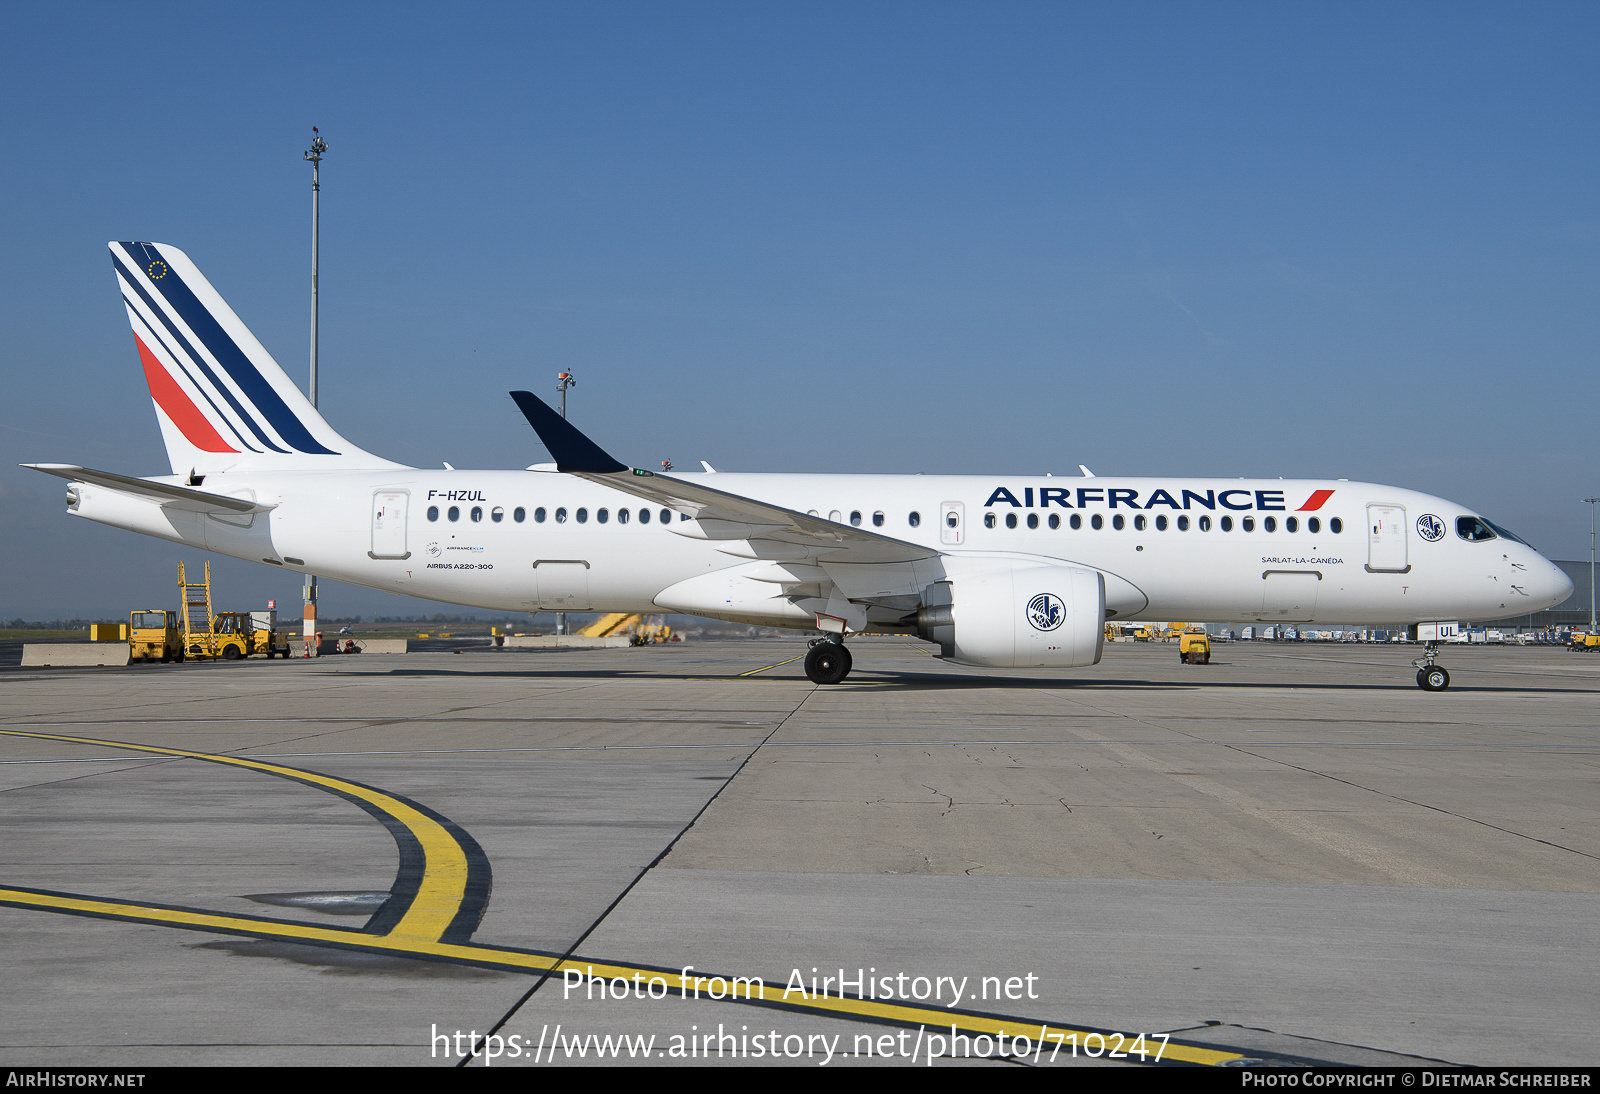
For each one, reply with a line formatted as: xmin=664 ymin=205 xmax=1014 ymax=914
xmin=2 ymin=2 xmax=1597 ymax=618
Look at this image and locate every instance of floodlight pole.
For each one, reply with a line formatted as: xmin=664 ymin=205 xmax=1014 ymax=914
xmin=554 ymin=371 xmax=577 ymax=635
xmin=302 ymin=128 xmax=327 ymax=656
xmin=1586 ymin=497 xmax=1598 ymax=632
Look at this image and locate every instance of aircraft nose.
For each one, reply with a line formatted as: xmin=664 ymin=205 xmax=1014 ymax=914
xmin=1538 ymin=558 xmax=1575 ymax=610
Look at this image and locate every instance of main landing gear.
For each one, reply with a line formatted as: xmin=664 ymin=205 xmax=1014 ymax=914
xmin=804 ymin=637 xmax=852 ymax=685
xmin=1413 ymin=641 xmax=1451 ymax=691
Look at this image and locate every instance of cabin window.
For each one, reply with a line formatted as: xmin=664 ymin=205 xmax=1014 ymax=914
xmin=909 ymin=511 xmax=921 ymax=527
xmin=1177 ymin=515 xmax=1189 ymax=531
xmin=1049 ymin=513 xmax=1061 ymax=529
xmin=491 ymin=506 xmax=504 ymax=523
xmin=873 ymin=511 xmax=884 ymax=527
xmin=1091 ymin=514 xmax=1103 ymax=530
xmin=1070 ymin=514 xmax=1082 ymax=530
xmin=597 ymin=508 xmax=609 ymax=524
xmin=470 ymin=506 xmax=483 ymax=522
xmin=576 ymin=508 xmax=589 ymax=524
xmin=555 ymin=507 xmax=567 ymax=523
xmin=534 ymin=507 xmax=546 ymax=523
xmin=618 ymin=508 xmax=630 ymax=524
xmin=513 ymin=507 xmax=526 ymax=523
xmin=1286 ymin=516 xmax=1298 ymax=533
xmin=1242 ymin=516 xmax=1254 ymax=532
xmin=1006 ymin=513 xmax=1018 ymax=529
xmin=1112 ymin=514 xmax=1124 ymax=530
xmin=1027 ymin=513 xmax=1039 ymax=529
xmin=1308 ymin=517 xmax=1320 ymax=534
xmin=427 ymin=506 xmax=439 ymax=522
xmin=1134 ymin=514 xmax=1146 ymax=531
xmin=850 ymin=511 xmax=862 ymax=526
xmin=448 ymin=506 xmax=460 ymax=522
xmin=663 ymin=509 xmax=675 ymax=523
xmin=1329 ymin=517 xmax=1342 ymax=534
xmin=984 ymin=513 xmax=996 ymax=529
xmin=639 ymin=508 xmax=650 ymax=524
xmin=1155 ymin=515 xmax=1168 ymax=531
xmin=1264 ymin=516 xmax=1276 ymax=532
xmin=1220 ymin=515 xmax=1232 ymax=531
xmin=1198 ymin=515 xmax=1210 ymax=532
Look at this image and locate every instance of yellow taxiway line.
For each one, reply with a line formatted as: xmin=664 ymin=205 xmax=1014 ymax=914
xmin=0 ymin=728 xmax=469 ymax=943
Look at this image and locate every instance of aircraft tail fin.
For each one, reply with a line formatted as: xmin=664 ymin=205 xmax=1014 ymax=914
xmin=110 ymin=242 xmax=403 ymax=475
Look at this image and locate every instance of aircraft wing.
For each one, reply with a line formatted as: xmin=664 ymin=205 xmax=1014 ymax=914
xmin=22 ymin=464 xmax=275 ymax=515
xmin=509 ymin=391 xmax=937 ymax=568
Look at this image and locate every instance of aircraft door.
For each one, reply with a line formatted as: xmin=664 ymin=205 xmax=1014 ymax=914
xmin=1259 ymin=571 xmax=1320 ymax=622
xmin=1366 ymin=504 xmax=1410 ymax=573
xmin=370 ymin=491 xmax=410 ymax=559
xmin=940 ymin=501 xmax=965 ymax=546
xmin=533 ymin=560 xmax=593 ymax=610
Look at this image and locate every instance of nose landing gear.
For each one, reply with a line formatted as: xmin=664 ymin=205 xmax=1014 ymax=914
xmin=1413 ymin=641 xmax=1450 ymax=691
xmin=804 ymin=637 xmax=852 ymax=685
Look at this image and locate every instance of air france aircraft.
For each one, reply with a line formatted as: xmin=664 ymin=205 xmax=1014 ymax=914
xmin=25 ymin=242 xmax=1575 ymax=690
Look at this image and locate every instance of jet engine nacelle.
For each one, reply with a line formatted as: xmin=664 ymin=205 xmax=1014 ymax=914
xmin=918 ymin=565 xmax=1105 ymax=668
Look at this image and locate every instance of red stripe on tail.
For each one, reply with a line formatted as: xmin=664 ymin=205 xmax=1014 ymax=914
xmin=134 ymin=335 xmax=237 ymax=453
xmin=1298 ymin=489 xmax=1335 ymax=511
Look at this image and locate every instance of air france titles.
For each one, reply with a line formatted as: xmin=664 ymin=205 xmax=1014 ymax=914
xmin=982 ymin=486 xmax=1297 ymax=512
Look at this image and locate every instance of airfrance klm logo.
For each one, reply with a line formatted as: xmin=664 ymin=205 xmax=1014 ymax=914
xmin=982 ymin=487 xmax=1335 ymax=513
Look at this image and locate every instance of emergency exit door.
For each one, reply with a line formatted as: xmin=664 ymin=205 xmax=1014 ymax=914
xmin=941 ymin=501 xmax=965 ymax=545
xmin=370 ymin=491 xmax=410 ymax=560
xmin=1366 ymin=504 xmax=1410 ymax=573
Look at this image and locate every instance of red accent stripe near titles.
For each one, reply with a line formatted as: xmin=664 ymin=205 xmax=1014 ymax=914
xmin=134 ymin=335 xmax=237 ymax=453
xmin=1297 ymin=489 xmax=1335 ymax=511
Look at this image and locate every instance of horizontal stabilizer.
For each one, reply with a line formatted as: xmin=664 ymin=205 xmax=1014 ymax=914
xmin=22 ymin=464 xmax=274 ymax=514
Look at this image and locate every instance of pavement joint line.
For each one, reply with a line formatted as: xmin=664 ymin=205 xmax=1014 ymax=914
xmin=460 ymin=682 xmax=827 ymax=1065
xmin=15 ymin=740 xmax=1598 ymax=766
xmin=1216 ymin=743 xmax=1600 ymax=865
xmin=737 ymin=655 xmax=804 ymax=676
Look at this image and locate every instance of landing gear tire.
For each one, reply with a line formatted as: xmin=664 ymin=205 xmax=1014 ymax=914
xmin=804 ymin=642 xmax=852 ymax=685
xmin=1417 ymin=666 xmax=1450 ymax=692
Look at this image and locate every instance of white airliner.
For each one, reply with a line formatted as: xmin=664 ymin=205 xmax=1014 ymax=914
xmin=25 ymin=242 xmax=1575 ymax=690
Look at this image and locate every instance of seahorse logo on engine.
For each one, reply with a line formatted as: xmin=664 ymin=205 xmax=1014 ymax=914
xmin=1027 ymin=592 xmax=1065 ymax=631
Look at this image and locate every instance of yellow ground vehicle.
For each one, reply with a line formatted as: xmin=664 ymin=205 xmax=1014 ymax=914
xmin=1179 ymin=627 xmax=1211 ymax=664
xmin=176 ymin=563 xmax=287 ymax=659
xmin=129 ymin=610 xmax=183 ymax=662
xmin=1569 ymin=633 xmax=1600 ymax=652
xmin=210 ymin=612 xmax=285 ymax=659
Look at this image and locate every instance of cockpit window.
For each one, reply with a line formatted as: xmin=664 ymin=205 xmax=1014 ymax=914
xmin=1483 ymin=519 xmax=1529 ymax=546
xmin=1456 ymin=516 xmax=1497 ymax=542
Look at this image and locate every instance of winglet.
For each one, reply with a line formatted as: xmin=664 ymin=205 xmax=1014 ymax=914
xmin=508 ymin=391 xmax=629 ymax=474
